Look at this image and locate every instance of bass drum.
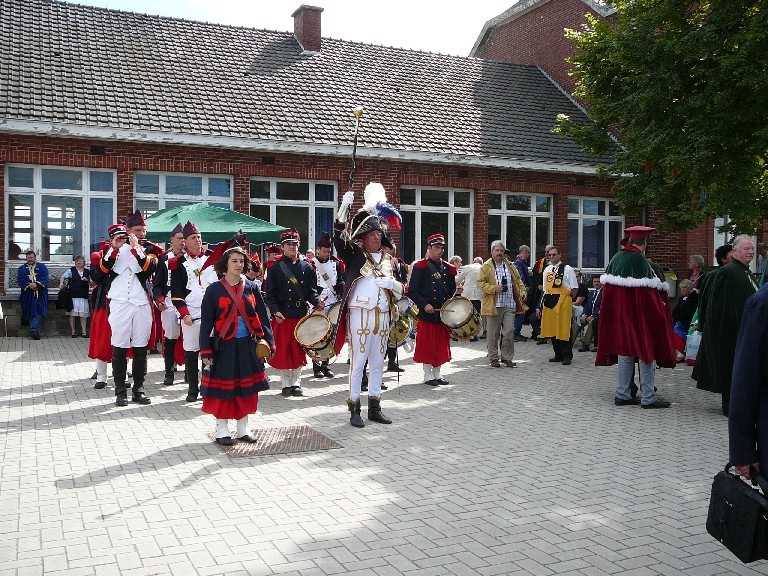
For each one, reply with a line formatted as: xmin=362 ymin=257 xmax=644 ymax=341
xmin=294 ymin=313 xmax=335 ymax=361
xmin=440 ymin=296 xmax=481 ymax=340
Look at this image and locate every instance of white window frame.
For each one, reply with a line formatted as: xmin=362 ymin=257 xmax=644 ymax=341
xmin=133 ymin=171 xmax=234 ymax=217
xmin=567 ymin=196 xmax=624 ymax=271
xmin=247 ymin=178 xmax=337 ymax=249
xmin=4 ymin=164 xmax=117 ymax=291
xmin=487 ymin=191 xmax=553 ymax=259
xmin=399 ymin=187 xmax=474 ymax=262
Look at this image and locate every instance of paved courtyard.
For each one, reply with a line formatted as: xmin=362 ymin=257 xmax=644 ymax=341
xmin=0 ymin=334 xmax=764 ymax=576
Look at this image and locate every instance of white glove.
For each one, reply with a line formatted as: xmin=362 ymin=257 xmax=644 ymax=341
xmin=373 ymin=277 xmax=395 ymax=291
xmin=341 ymin=190 xmax=355 ymax=207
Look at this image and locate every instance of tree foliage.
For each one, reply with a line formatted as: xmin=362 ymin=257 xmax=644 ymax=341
xmin=556 ymin=0 xmax=768 ymax=234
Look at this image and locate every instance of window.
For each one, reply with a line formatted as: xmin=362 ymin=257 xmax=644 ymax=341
xmin=567 ymin=197 xmax=624 ymax=269
xmin=487 ymin=192 xmax=553 ymax=261
xmin=4 ymin=165 xmax=116 ymax=289
xmin=249 ymin=179 xmax=336 ymax=249
xmin=133 ymin=172 xmax=234 ymax=217
xmin=399 ymin=188 xmax=473 ymax=263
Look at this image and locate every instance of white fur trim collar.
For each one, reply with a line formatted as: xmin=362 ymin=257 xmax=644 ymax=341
xmin=600 ymin=273 xmax=669 ymax=292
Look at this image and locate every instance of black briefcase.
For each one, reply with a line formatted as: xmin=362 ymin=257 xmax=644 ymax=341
xmin=706 ymin=463 xmax=768 ymax=563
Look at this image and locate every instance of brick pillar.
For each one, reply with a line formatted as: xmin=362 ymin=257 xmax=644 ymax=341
xmin=473 ymin=188 xmax=489 ymax=260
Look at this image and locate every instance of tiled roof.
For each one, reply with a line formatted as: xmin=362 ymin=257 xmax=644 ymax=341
xmin=0 ymin=0 xmax=616 ymax=170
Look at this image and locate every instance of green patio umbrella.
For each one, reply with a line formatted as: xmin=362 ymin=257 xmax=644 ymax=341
xmin=145 ymin=204 xmax=288 ymax=245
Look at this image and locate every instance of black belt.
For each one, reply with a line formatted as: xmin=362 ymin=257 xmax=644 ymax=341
xmin=283 ymin=299 xmax=306 ymax=308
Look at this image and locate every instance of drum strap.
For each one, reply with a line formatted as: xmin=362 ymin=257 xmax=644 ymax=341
xmin=427 ymin=259 xmax=448 ymax=293
xmin=218 ymin=280 xmax=256 ymax=338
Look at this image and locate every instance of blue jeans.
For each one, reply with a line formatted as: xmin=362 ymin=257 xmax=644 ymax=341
xmin=616 ymin=355 xmax=656 ymax=405
xmin=29 ymin=314 xmax=43 ymax=335
xmin=514 ymin=312 xmax=525 ymax=337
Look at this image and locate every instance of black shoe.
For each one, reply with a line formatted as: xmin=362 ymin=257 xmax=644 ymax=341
xmin=381 ymin=383 xmax=388 ymax=391
xmin=615 ymin=397 xmax=641 ymax=406
xmin=321 ymin=368 xmax=335 ymax=378
xmin=562 ymin=358 xmax=572 ymax=365
xmin=281 ymin=387 xmax=292 ymax=397
xmin=131 ymin=391 xmax=151 ymax=405
xmin=94 ymin=381 xmax=107 ymax=390
xmin=72 ymin=333 xmax=77 ymax=338
xmin=536 ymin=338 xmax=548 ymax=345
xmin=470 ymin=337 xmax=478 ymax=342
xmin=478 ymin=334 xmax=487 ymax=340
xmin=642 ymin=399 xmax=671 ymax=409
xmin=82 ymin=333 xmax=88 ymax=338
xmin=548 ymin=357 xmax=562 ymax=363
xmin=185 ymin=393 xmax=200 ymax=402
xmin=237 ymin=435 xmax=257 ymax=443
xmin=163 ymin=372 xmax=175 ymax=386
xmin=578 ymin=347 xmax=591 ymax=352
xmin=424 ymin=380 xmax=439 ymax=386
xmin=514 ymin=335 xmax=528 ymax=342
xmin=115 ymin=393 xmax=128 ymax=407
xmin=348 ymin=400 xmax=365 ymax=428
xmin=291 ymin=386 xmax=304 ymax=397
xmin=386 ymin=364 xmax=405 ymax=373
xmin=436 ymin=378 xmax=450 ymax=385
xmin=30 ymin=332 xmax=40 ymax=340
xmin=313 ymin=370 xmax=324 ymax=378
xmin=368 ymin=398 xmax=392 ymax=424
xmin=216 ymin=436 xmax=233 ymax=446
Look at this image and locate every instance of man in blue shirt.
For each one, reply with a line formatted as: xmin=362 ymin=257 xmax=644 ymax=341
xmin=17 ymin=251 xmax=48 ymax=340
xmin=512 ymin=245 xmax=532 ymax=341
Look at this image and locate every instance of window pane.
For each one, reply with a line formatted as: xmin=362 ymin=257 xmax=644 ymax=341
xmin=454 ymin=191 xmax=470 ymax=208
xmin=165 ymin=200 xmax=188 ymax=209
xmin=567 ymin=198 xmax=579 ymax=214
xmin=42 ymin=168 xmax=82 ymax=190
xmin=421 ymin=189 xmax=449 ymax=207
xmin=401 ymin=188 xmax=416 ymax=205
xmin=535 ymin=217 xmax=551 ymax=261
xmin=89 ymin=198 xmax=113 ymax=253
xmin=136 ymin=173 xmax=160 ymax=195
xmin=208 ymin=178 xmax=231 ymax=198
xmin=506 ymin=216 xmax=531 ymax=256
xmin=8 ymin=194 xmax=34 ymax=258
xmin=609 ymin=201 xmax=621 ymax=216
xmin=536 ymin=196 xmax=551 ymax=213
xmin=166 ymin=175 xmax=202 ymax=196
xmin=276 ymin=206 xmax=309 ymax=249
xmin=421 ymin=212 xmax=449 ymax=253
xmin=250 ymin=180 xmax=270 ymax=199
xmin=136 ymin=199 xmax=159 ymax=219
xmin=42 ymin=196 xmax=82 ymax=261
xmin=488 ymin=214 xmax=501 ymax=255
xmin=609 ymin=221 xmax=623 ymax=261
xmin=582 ymin=199 xmax=605 ymax=216
xmin=454 ymin=213 xmax=470 ymax=262
xmin=315 ymin=207 xmax=334 ymax=243
xmin=250 ymin=204 xmax=270 ymax=222
xmin=8 ymin=167 xmax=34 ymax=188
xmin=90 ymin=171 xmax=113 ymax=192
xmin=567 ymin=219 xmax=579 ymax=267
xmin=582 ymin=219 xmax=606 ymax=268
xmin=315 ymin=183 xmax=334 ymax=202
xmin=401 ymin=210 xmax=416 ymax=263
xmin=506 ymin=194 xmax=531 ymax=211
xmin=488 ymin=192 xmax=502 ymax=211
xmin=209 ymin=202 xmax=231 ymax=210
xmin=276 ymin=181 xmax=309 ymax=201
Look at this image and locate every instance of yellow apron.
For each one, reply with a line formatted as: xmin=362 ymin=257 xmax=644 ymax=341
xmin=540 ymin=269 xmax=572 ymax=341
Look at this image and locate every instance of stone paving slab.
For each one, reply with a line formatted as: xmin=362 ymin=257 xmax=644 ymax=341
xmin=1 ymin=334 xmax=765 ymax=575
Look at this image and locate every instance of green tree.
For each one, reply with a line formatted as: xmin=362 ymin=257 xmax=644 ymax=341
xmin=556 ymin=0 xmax=768 ymax=233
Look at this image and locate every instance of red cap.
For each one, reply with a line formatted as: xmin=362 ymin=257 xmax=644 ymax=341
xmin=280 ymin=229 xmax=300 ymax=244
xmin=427 ymin=233 xmax=446 ymax=246
xmin=621 ymin=225 xmax=655 ymax=247
xmin=182 ymin=221 xmax=200 ymax=238
xmin=266 ymin=245 xmax=282 ymax=255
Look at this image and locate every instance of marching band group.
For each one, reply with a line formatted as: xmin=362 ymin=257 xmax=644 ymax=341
xmin=85 ymin=183 xmax=481 ymax=442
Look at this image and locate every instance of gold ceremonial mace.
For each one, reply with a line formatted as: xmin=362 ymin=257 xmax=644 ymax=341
xmin=348 ymin=106 xmax=364 ymax=192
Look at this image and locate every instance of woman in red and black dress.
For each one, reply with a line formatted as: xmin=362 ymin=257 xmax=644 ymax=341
xmin=199 ymin=247 xmax=275 ymax=446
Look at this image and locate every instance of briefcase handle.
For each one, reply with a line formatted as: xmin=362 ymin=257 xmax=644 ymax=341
xmin=726 ymin=462 xmax=768 ymax=493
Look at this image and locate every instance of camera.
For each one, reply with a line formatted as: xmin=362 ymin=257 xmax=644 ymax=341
xmin=501 ymin=277 xmax=508 ymax=292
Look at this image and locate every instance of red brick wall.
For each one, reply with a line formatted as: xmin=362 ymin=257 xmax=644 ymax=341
xmin=477 ymin=0 xmax=605 ymax=97
xmin=0 ymin=133 xmax=617 ymax=292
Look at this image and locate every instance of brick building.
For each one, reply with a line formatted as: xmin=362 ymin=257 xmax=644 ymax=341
xmin=470 ymin=0 xmax=722 ymax=274
xmin=1 ymin=0 xmax=626 ymax=333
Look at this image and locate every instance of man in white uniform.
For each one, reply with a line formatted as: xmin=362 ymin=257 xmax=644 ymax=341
xmin=153 ymin=223 xmax=185 ymax=386
xmin=310 ymin=232 xmax=345 ymax=378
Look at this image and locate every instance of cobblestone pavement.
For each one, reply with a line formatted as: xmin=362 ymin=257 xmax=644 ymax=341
xmin=1 ymin=333 xmax=765 ymax=576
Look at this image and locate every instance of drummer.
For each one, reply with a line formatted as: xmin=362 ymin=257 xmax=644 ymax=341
xmin=264 ymin=229 xmax=324 ymax=397
xmin=309 ymin=232 xmax=345 ymax=379
xmin=408 ymin=233 xmax=462 ymax=386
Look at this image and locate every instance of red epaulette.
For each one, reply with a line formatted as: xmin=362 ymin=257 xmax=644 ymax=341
xmin=168 ymin=254 xmax=183 ymax=271
xmin=334 ymin=256 xmax=346 ymax=274
xmin=445 ymin=261 xmax=458 ymax=276
xmin=265 ymin=256 xmax=282 ymax=270
xmin=412 ymin=258 xmax=430 ymax=270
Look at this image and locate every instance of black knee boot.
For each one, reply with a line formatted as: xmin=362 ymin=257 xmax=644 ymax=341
xmin=185 ymin=351 xmax=200 ymax=402
xmin=386 ymin=346 xmax=404 ymax=372
xmin=347 ymin=399 xmax=364 ymax=428
xmin=320 ymin=360 xmax=334 ymax=378
xmin=113 ymin=347 xmax=129 ymax=406
xmin=368 ymin=396 xmax=392 ymax=424
xmin=131 ymin=347 xmax=151 ymax=405
xmin=163 ymin=338 xmax=176 ymax=386
xmin=312 ymin=360 xmax=324 ymax=378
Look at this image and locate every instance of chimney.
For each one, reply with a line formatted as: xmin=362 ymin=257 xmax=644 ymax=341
xmin=292 ymin=5 xmax=324 ymax=53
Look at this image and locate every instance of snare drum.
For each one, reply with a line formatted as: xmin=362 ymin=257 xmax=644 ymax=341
xmin=395 ymin=297 xmax=419 ymax=320
xmin=294 ymin=313 xmax=336 ymax=361
xmin=440 ymin=296 xmax=481 ymax=340
xmin=389 ymin=314 xmax=415 ymax=348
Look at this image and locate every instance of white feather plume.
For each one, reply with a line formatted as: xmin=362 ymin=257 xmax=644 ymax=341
xmin=363 ymin=182 xmax=387 ymax=210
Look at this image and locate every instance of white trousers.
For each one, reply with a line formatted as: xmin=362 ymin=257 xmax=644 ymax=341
xmin=348 ymin=307 xmax=390 ymax=402
xmin=181 ymin=304 xmax=202 ymax=352
xmin=160 ymin=295 xmax=180 ymax=339
xmin=109 ymin=300 xmax=153 ymax=348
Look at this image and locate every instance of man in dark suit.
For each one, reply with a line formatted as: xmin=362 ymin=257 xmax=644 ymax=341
xmin=577 ymin=276 xmax=602 ymax=352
